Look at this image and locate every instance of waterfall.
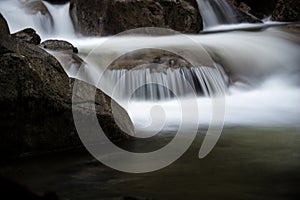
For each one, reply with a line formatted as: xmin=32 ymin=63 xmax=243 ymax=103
xmin=105 ymin=65 xmax=228 ymax=101
xmin=0 ymin=0 xmax=75 ymax=39
xmin=1 ymin=0 xmax=300 ymax=129
xmin=196 ymin=0 xmax=238 ymax=29
xmin=43 ymin=1 xmax=76 ymax=38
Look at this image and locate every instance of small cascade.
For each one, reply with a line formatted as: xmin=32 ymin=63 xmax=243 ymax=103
xmin=33 ymin=11 xmax=54 ymax=34
xmin=1 ymin=0 xmax=300 ymax=129
xmin=43 ymin=1 xmax=76 ymax=38
xmin=0 ymin=0 xmax=75 ymax=39
xmin=105 ymin=65 xmax=228 ymax=101
xmin=0 ymin=0 xmax=52 ymax=36
xmin=190 ymin=64 xmax=228 ymax=96
xmin=196 ymin=0 xmax=238 ymax=29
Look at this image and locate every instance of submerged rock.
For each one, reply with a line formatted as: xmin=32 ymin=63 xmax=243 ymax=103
xmin=272 ymin=0 xmax=300 ymax=22
xmin=12 ymin=28 xmax=41 ymax=45
xmin=0 ymin=16 xmax=134 ymax=159
xmin=69 ymin=0 xmax=202 ymax=36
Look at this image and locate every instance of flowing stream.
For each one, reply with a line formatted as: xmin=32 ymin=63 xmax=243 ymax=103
xmin=1 ymin=1 xmax=300 ymax=199
xmin=1 ymin=0 xmax=300 ymax=132
xmin=196 ymin=0 xmax=238 ymax=28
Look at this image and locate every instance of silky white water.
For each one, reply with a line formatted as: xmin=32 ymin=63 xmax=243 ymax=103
xmin=128 ymin=78 xmax=300 ymax=134
xmin=0 ymin=0 xmax=76 ymax=39
xmin=196 ymin=0 xmax=238 ymax=29
xmin=1 ymin=0 xmax=300 ymax=132
xmin=43 ymin=1 xmax=76 ymax=38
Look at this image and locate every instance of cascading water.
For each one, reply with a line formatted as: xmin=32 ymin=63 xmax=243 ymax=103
xmin=196 ymin=0 xmax=239 ymax=29
xmin=1 ymin=0 xmax=300 ymax=131
xmin=1 ymin=2 xmax=300 ymax=199
xmin=43 ymin=1 xmax=75 ymax=38
xmin=0 ymin=0 xmax=75 ymax=39
xmin=105 ymin=65 xmax=228 ymax=101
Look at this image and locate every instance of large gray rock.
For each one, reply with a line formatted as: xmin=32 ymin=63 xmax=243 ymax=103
xmin=0 ymin=17 xmax=134 ymax=158
xmin=271 ymin=0 xmax=300 ymax=22
xmin=70 ymin=0 xmax=202 ymax=36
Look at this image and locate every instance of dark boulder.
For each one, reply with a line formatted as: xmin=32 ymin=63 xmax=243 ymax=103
xmin=0 ymin=13 xmax=11 ymax=54
xmin=271 ymin=0 xmax=300 ymax=22
xmin=0 ymin=13 xmax=9 ymax=36
xmin=231 ymin=4 xmax=262 ymax=23
xmin=0 ymin=17 xmax=134 ymax=159
xmin=69 ymin=0 xmax=202 ymax=36
xmin=0 ymin=47 xmax=77 ymax=158
xmin=228 ymin=0 xmax=278 ymax=19
xmin=12 ymin=28 xmax=41 ymax=45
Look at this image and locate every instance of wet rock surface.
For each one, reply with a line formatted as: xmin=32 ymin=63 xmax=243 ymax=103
xmin=228 ymin=0 xmax=300 ymax=22
xmin=108 ymin=49 xmax=194 ymax=71
xmin=69 ymin=0 xmax=202 ymax=36
xmin=40 ymin=39 xmax=78 ymax=53
xmin=228 ymin=0 xmax=278 ymax=19
xmin=272 ymin=0 xmax=300 ymax=22
xmin=231 ymin=5 xmax=262 ymax=23
xmin=11 ymin=28 xmax=41 ymax=45
xmin=0 ymin=13 xmax=9 ymax=36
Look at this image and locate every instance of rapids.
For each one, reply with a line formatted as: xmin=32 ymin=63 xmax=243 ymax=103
xmin=1 ymin=0 xmax=299 ymax=134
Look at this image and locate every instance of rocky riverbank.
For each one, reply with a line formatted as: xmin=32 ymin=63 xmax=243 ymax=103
xmin=69 ymin=0 xmax=203 ymax=36
xmin=68 ymin=0 xmax=300 ymax=36
xmin=228 ymin=0 xmax=300 ymax=21
xmin=0 ymin=14 xmax=134 ymax=159
xmin=10 ymin=0 xmax=300 ymax=36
